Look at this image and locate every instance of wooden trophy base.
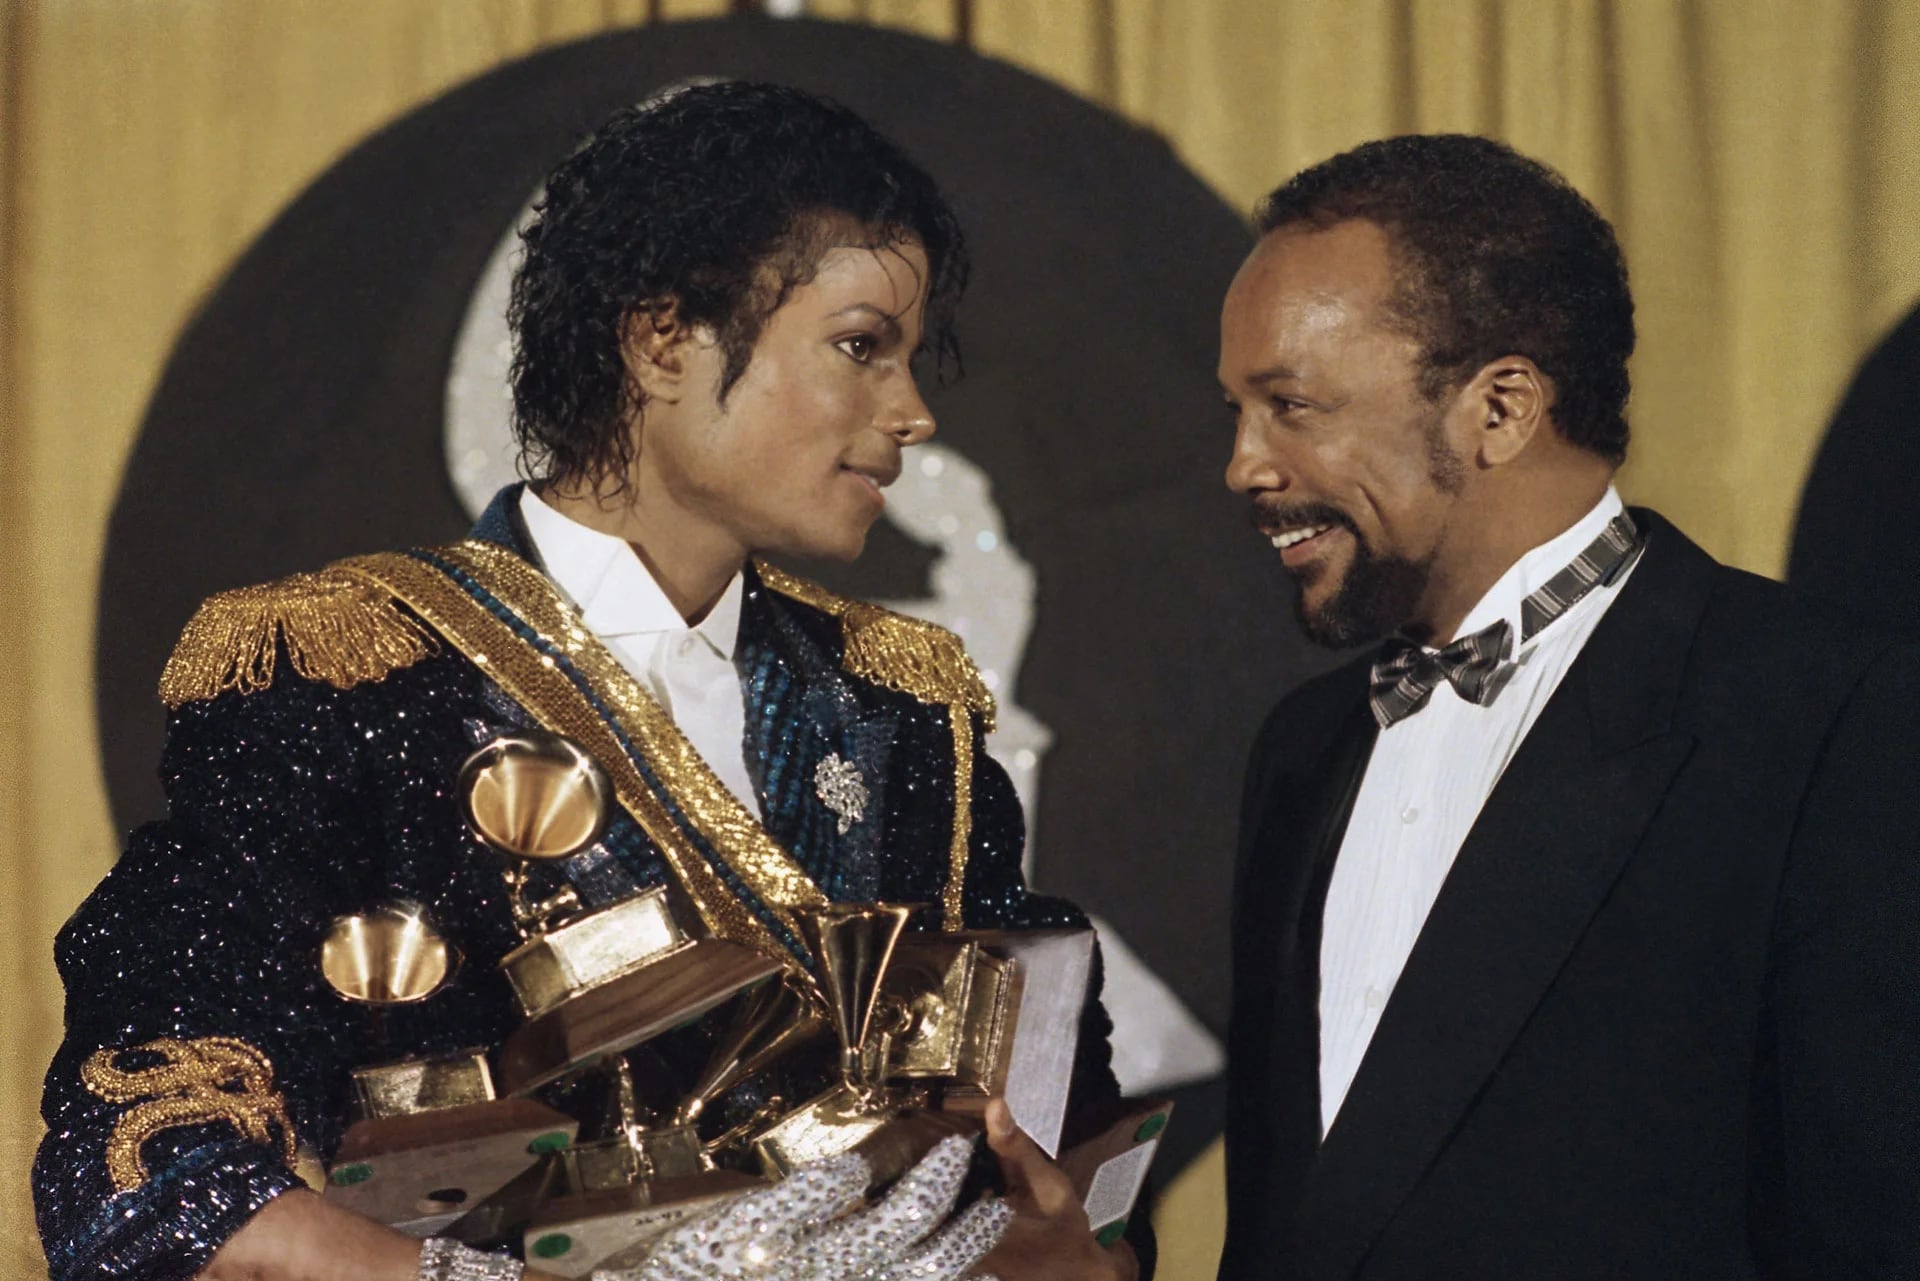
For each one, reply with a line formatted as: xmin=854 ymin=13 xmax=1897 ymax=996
xmin=498 ymin=939 xmax=784 ymax=1093
xmin=322 ymin=1097 xmax=578 ymax=1233
xmin=1058 ymin=1098 xmax=1174 ymax=1244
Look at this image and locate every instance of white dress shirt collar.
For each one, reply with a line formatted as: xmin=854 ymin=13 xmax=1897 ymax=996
xmin=518 ymin=487 xmax=743 ymax=658
xmin=1445 ymin=485 xmax=1626 ymax=648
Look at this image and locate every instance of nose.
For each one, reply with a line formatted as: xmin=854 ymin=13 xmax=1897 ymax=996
xmin=879 ymin=373 xmax=937 ymax=447
xmin=1224 ymin=418 xmax=1287 ymax=495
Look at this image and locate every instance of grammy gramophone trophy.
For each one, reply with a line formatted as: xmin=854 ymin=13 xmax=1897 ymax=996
xmin=457 ymin=731 xmax=784 ymax=1094
xmin=316 ymin=901 xmax=578 ymax=1236
xmin=518 ymin=975 xmax=825 ymax=1277
xmin=316 ymin=728 xmax=782 ymax=1245
xmin=752 ymin=904 xmax=1100 ymax=1168
xmin=755 ymin=909 xmax=1166 ymax=1241
xmin=750 ymin=903 xmax=947 ymax=1178
xmin=459 ymin=729 xmax=819 ymax=1276
xmin=317 ymin=726 xmax=1163 ymax=1270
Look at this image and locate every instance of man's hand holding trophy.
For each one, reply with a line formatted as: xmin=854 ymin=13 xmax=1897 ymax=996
xmin=312 ymin=730 xmax=1166 ymax=1279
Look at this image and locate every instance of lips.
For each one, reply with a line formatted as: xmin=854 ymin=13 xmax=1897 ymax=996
xmin=842 ymin=461 xmax=902 ymax=489
xmin=839 ymin=460 xmax=900 ymax=507
xmin=1268 ymin=523 xmax=1331 ymax=551
xmin=1251 ymin=503 xmax=1353 ymax=572
xmin=1271 ymin=523 xmax=1346 ymax=570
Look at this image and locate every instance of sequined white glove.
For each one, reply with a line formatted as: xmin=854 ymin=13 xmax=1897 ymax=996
xmin=590 ymin=1135 xmax=1009 ymax=1281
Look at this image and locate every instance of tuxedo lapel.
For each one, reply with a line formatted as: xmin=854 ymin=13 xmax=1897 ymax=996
xmin=1238 ymin=665 xmax=1378 ymax=1044
xmin=1221 ymin=661 xmax=1377 ymax=1281
xmin=1290 ymin=512 xmax=1714 ymax=1278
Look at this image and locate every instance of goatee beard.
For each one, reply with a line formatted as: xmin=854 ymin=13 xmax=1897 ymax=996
xmin=1292 ymin=538 xmax=1432 ymax=648
xmin=1278 ymin=407 xmax=1456 ymax=647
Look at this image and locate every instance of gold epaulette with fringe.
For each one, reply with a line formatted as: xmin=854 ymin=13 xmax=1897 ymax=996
xmin=158 ymin=561 xmax=438 ymax=709
xmin=755 ymin=559 xmax=996 ymax=731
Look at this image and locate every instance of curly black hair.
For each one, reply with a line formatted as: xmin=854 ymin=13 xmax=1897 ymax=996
xmin=1257 ymin=134 xmax=1634 ymax=463
xmin=509 ymin=80 xmax=969 ymax=488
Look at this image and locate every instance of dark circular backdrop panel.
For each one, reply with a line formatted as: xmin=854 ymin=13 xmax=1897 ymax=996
xmin=99 ymin=17 xmax=1338 ymax=1177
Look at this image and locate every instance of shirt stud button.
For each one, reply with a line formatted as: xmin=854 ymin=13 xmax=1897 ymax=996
xmin=1364 ymin=986 xmax=1388 ymax=1011
xmin=1400 ymin=805 xmax=1419 ymax=824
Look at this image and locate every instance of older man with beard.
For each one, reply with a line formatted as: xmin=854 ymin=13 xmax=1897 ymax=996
xmin=1216 ymin=134 xmax=1920 ymax=1280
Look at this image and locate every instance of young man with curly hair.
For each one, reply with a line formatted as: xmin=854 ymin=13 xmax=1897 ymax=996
xmin=36 ymin=82 xmax=1141 ymax=1281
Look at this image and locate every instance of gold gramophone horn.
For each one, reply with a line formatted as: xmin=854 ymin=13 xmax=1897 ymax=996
xmin=675 ymin=975 xmax=825 ymax=1125
xmin=320 ymin=901 xmax=456 ymax=1005
xmin=457 ymin=731 xmax=611 ymax=861
xmin=794 ymin=903 xmax=916 ymax=1093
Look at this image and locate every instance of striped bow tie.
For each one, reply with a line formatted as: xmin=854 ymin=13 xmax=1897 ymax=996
xmin=1368 ymin=512 xmax=1644 ymax=729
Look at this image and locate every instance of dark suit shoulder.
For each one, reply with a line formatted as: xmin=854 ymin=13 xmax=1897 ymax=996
xmin=1700 ymin=559 xmax=1899 ymax=657
xmin=1684 ymin=557 xmax=1904 ymax=721
xmin=1252 ymin=652 xmax=1374 ymax=757
xmin=1617 ymin=509 xmax=1900 ymax=736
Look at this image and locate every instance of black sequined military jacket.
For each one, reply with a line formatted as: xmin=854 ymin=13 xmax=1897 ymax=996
xmin=35 ymin=485 xmax=1120 ymax=1281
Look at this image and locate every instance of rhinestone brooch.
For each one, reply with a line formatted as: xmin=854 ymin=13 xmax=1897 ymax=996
xmin=814 ymin=753 xmax=869 ymax=835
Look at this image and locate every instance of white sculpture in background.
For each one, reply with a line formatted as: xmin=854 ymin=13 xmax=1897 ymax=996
xmin=445 ymin=206 xmax=1222 ymax=1096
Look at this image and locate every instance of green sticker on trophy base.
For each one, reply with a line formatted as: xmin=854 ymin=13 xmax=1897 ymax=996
xmin=527 ymin=1130 xmax=572 ymax=1155
xmin=1096 ymin=1220 xmax=1129 ymax=1247
xmin=329 ymin=1163 xmax=374 ymax=1186
xmin=531 ymin=1233 xmax=574 ymax=1259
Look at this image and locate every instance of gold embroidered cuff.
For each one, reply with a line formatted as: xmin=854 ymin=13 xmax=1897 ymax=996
xmin=81 ymin=1036 xmax=297 ymax=1193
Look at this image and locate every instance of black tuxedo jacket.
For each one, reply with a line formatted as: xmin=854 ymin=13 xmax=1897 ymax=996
xmin=1221 ymin=510 xmax=1920 ymax=1279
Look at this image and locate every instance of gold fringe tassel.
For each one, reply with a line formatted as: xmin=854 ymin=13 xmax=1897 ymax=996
xmin=944 ymin=708 xmax=974 ymax=932
xmin=158 ymin=568 xmax=437 ymax=708
xmin=755 ymin=560 xmax=996 ymax=730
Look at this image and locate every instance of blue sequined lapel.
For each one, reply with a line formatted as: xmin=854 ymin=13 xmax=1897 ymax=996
xmin=739 ymin=567 xmax=898 ymax=902
xmin=413 ymin=488 xmax=822 ymax=962
xmin=470 ymin=482 xmax=534 ymax=556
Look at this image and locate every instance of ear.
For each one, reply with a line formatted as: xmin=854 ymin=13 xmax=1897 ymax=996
xmin=1462 ymin=355 xmax=1550 ymax=468
xmin=619 ymin=296 xmax=700 ymax=402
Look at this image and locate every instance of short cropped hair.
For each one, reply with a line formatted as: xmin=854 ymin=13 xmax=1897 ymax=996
xmin=509 ymin=81 xmax=968 ymax=487
xmin=1257 ymin=134 xmax=1634 ymax=463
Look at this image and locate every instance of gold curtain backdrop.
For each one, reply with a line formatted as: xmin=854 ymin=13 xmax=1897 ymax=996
xmin=3 ymin=2 xmax=1916 ymax=1276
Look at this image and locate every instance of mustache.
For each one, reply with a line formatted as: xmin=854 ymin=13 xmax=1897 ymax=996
xmin=1247 ymin=498 xmax=1357 ymax=537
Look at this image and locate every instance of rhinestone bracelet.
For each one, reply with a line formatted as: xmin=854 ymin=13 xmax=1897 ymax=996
xmin=418 ymin=1237 xmax=526 ymax=1281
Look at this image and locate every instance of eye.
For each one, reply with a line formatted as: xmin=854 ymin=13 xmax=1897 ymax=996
xmin=836 ymin=334 xmax=878 ymax=363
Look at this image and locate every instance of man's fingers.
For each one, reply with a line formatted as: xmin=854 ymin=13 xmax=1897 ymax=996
xmin=984 ymin=1099 xmax=1078 ymax=1217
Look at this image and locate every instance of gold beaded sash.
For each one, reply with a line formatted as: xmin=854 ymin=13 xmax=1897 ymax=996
xmin=339 ymin=542 xmax=831 ymax=963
